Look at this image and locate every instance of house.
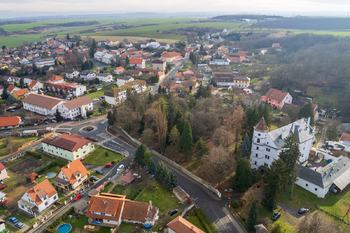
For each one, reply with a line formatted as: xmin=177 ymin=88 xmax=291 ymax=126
xmin=113 ymin=66 xmax=125 ymax=75
xmin=233 ymin=51 xmax=249 ymax=56
xmin=65 ymin=69 xmax=80 ymax=79
xmin=159 ymin=43 xmax=170 ymax=50
xmin=53 ymin=159 xmax=89 ymax=191
xmin=102 ymin=54 xmax=114 ymax=64
xmin=34 ymin=57 xmax=55 ymax=68
xmin=97 ymin=41 xmax=107 ymax=46
xmin=129 ymin=58 xmax=145 ymax=69
xmin=42 ymin=65 xmax=55 ymax=72
xmin=86 ymin=193 xmax=159 ymax=227
xmin=254 ymin=224 xmax=268 ymax=233
xmin=49 ymin=75 xmax=64 ymax=84
xmin=42 ymin=133 xmax=94 ymax=161
xmin=80 ymin=71 xmax=96 ymax=80
xmin=177 ymin=80 xmax=197 ymax=93
xmin=296 ymin=156 xmax=350 ymax=198
xmin=28 ymin=81 xmax=43 ymax=91
xmin=23 ymin=93 xmax=66 ymax=116
xmin=242 ymin=60 xmax=253 ymax=66
xmin=223 ymin=56 xmax=241 ymax=63
xmin=0 ymin=219 xmax=5 ymax=232
xmin=117 ymin=76 xmax=134 ymax=87
xmin=6 ymin=85 xmax=20 ymax=94
xmin=167 ymin=216 xmax=205 ymax=233
xmin=58 ymin=96 xmax=93 ymax=120
xmin=272 ymin=43 xmax=281 ymax=48
xmin=209 ymin=59 xmax=230 ymax=66
xmin=262 ymin=88 xmax=293 ymax=109
xmin=18 ymin=179 xmax=58 ymax=216
xmin=210 ymin=85 xmax=219 ymax=95
xmin=12 ymin=88 xmax=29 ymax=100
xmin=152 ymin=59 xmax=166 ymax=71
xmin=250 ymin=117 xmax=315 ymax=170
xmin=96 ymin=73 xmax=113 ymax=83
xmin=140 ymin=42 xmax=149 ymax=48
xmin=121 ymin=173 xmax=135 ymax=185
xmin=161 ymin=52 xmax=182 ymax=62
xmin=0 ymin=116 xmax=22 ymax=129
xmin=0 ymin=163 xmax=9 ymax=181
xmin=27 ymin=173 xmax=39 ymax=182
xmin=215 ymin=76 xmax=250 ymax=88
xmin=45 ymin=82 xmax=86 ymax=97
xmin=19 ymin=57 xmax=29 ymax=64
xmin=104 ymin=80 xmax=146 ymax=105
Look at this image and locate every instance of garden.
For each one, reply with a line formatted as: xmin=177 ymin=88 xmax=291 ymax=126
xmin=83 ymin=147 xmax=124 ymax=165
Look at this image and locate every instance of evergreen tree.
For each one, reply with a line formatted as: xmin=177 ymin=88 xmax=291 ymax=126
xmin=66 ymin=34 xmax=70 ymax=40
xmin=148 ymin=159 xmax=156 ymax=174
xmin=89 ymin=39 xmax=97 ymax=58
xmin=189 ymin=52 xmax=196 ymax=65
xmin=264 ymin=159 xmax=289 ymax=211
xmin=247 ymin=200 xmax=257 ymax=231
xmin=298 ymin=101 xmax=314 ymax=125
xmin=166 ymin=170 xmax=177 ymax=190
xmin=158 ymin=85 xmax=162 ymax=94
xmin=176 ymin=116 xmax=185 ymax=135
xmin=163 ymin=171 xmax=169 ymax=187
xmin=148 ymin=92 xmax=153 ymax=103
xmin=56 ymin=109 xmax=62 ymax=122
xmin=107 ymin=111 xmax=115 ymax=126
xmin=174 ymin=109 xmax=182 ymax=127
xmin=135 ymin=144 xmax=147 ymax=166
xmin=138 ymin=114 xmax=145 ymax=134
xmin=95 ymin=78 xmax=100 ymax=84
xmin=125 ymin=56 xmax=129 ymax=65
xmin=1 ymin=89 xmax=9 ymax=100
xmin=180 ymin=120 xmax=194 ymax=160
xmin=195 ymin=137 xmax=209 ymax=160
xmin=205 ymin=85 xmax=212 ymax=98
xmin=279 ymin=134 xmax=301 ymax=199
xmin=143 ymin=150 xmax=151 ymax=168
xmin=195 ymin=84 xmax=204 ymax=99
xmin=20 ymin=77 xmax=24 ymax=89
xmin=155 ymin=162 xmax=168 ymax=181
xmin=263 ymin=104 xmax=272 ymax=127
xmin=233 ymin=157 xmax=252 ymax=192
xmin=241 ymin=134 xmax=251 ymax=159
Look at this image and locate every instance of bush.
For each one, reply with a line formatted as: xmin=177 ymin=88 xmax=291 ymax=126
xmin=111 ymin=161 xmax=115 ymax=164
xmin=231 ymin=200 xmax=239 ymax=208
xmin=26 ymin=150 xmax=42 ymax=159
xmin=195 ymin=208 xmax=219 ymax=233
xmin=251 ymin=169 xmax=261 ymax=183
xmin=241 ymin=198 xmax=247 ymax=206
xmin=105 ymin=152 xmax=109 ymax=157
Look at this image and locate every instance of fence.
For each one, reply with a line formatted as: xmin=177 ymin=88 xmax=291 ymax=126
xmin=33 ymin=160 xmax=54 ymax=173
xmin=119 ymin=128 xmax=222 ymax=198
xmin=110 ymin=173 xmax=119 ymax=181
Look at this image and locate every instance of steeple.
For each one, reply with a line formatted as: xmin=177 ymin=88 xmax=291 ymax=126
xmin=254 ymin=117 xmax=269 ymax=133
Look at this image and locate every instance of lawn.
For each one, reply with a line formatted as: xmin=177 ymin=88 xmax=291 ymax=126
xmin=83 ymin=147 xmax=124 ymax=165
xmin=135 ymin=179 xmax=178 ymax=213
xmin=279 ymin=184 xmax=350 ymax=220
xmin=86 ymin=84 xmax=117 ymax=99
xmin=5 ymin=211 xmax=37 ymax=227
xmin=111 ymin=183 xmax=147 ymax=200
xmin=306 ymin=85 xmax=343 ymax=108
xmin=35 ymin=165 xmax=61 ymax=184
xmin=0 ymin=136 xmax=39 ymax=157
xmin=64 ymin=215 xmax=110 ymax=232
xmin=187 ymin=212 xmax=207 ymax=232
xmin=118 ymin=223 xmax=136 ymax=232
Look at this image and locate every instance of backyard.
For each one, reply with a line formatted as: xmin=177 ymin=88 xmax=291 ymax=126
xmin=0 ymin=136 xmax=39 ymax=157
xmin=86 ymin=84 xmax=117 ymax=99
xmin=83 ymin=147 xmax=124 ymax=165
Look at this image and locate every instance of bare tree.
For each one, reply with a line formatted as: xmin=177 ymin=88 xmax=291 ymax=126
xmin=282 ymin=104 xmax=300 ymax=121
xmin=201 ymin=146 xmax=235 ymax=190
xmin=141 ymin=128 xmax=154 ymax=145
xmin=113 ymin=104 xmax=137 ymax=133
xmin=298 ymin=213 xmax=339 ymax=233
xmin=154 ymin=107 xmax=167 ymax=153
xmin=212 ymin=128 xmax=234 ymax=149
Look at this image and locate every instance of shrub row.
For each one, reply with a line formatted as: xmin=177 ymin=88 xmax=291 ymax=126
xmin=195 ymin=208 xmax=219 ymax=233
xmin=26 ymin=150 xmax=42 ymax=159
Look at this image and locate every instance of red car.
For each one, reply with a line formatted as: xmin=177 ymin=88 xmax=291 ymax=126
xmin=105 ymin=163 xmax=112 ymax=167
xmin=74 ymin=194 xmax=82 ymax=201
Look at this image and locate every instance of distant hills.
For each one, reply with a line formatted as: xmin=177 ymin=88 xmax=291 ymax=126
xmin=212 ymin=15 xmax=284 ymax=21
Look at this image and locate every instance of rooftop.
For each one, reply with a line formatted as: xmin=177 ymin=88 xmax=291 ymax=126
xmin=42 ymin=133 xmax=91 ymax=152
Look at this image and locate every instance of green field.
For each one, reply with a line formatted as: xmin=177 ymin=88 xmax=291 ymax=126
xmin=306 ymin=85 xmax=343 ymax=108
xmin=0 ymin=18 xmax=242 ymax=47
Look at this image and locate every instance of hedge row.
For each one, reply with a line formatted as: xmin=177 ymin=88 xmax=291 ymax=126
xmin=26 ymin=150 xmax=43 ymax=159
xmin=44 ymin=207 xmax=75 ymax=233
xmin=195 ymin=208 xmax=219 ymax=233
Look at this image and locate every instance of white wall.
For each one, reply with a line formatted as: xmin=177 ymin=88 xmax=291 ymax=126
xmin=42 ymin=141 xmax=94 ymax=161
xmin=295 ymin=177 xmax=330 ymax=198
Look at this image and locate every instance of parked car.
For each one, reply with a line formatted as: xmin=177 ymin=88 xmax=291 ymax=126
xmin=271 ymin=212 xmax=281 ymax=221
xmin=105 ymin=163 xmax=112 ymax=168
xmin=91 ymin=176 xmax=99 ymax=181
xmin=117 ymin=164 xmax=124 ymax=173
xmin=168 ymin=209 xmax=178 ymax=216
xmin=74 ymin=194 xmax=82 ymax=201
xmin=9 ymin=109 xmax=15 ymax=112
xmin=298 ymin=208 xmax=309 ymax=214
xmin=15 ymin=222 xmax=24 ymax=229
xmin=95 ymin=169 xmax=103 ymax=175
xmin=44 ymin=121 xmax=50 ymax=124
xmin=9 ymin=217 xmax=18 ymax=224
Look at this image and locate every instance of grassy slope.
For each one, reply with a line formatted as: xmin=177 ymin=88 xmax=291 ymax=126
xmin=83 ymin=147 xmax=124 ymax=165
xmin=306 ymin=85 xmax=343 ymax=108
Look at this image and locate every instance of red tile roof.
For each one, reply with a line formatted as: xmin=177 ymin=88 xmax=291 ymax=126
xmin=13 ymin=88 xmax=29 ymax=97
xmin=6 ymin=85 xmax=16 ymax=92
xmin=254 ymin=117 xmax=269 ymax=132
xmin=29 ymin=80 xmax=38 ymax=88
xmin=60 ymin=159 xmax=89 ymax=184
xmin=121 ymin=173 xmax=135 ymax=184
xmin=341 ymin=133 xmax=350 ymax=142
xmin=27 ymin=179 xmax=57 ymax=205
xmin=0 ymin=162 xmax=5 ymax=171
xmin=130 ymin=58 xmax=143 ymax=64
xmin=162 ymin=52 xmax=181 ymax=58
xmin=42 ymin=134 xmax=91 ymax=152
xmin=49 ymin=75 xmax=63 ymax=82
xmin=263 ymin=88 xmax=289 ymax=102
xmin=167 ymin=216 xmax=205 ymax=233
xmin=0 ymin=116 xmax=21 ymax=128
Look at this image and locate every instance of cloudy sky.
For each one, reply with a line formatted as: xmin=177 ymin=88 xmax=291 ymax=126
xmin=0 ymin=0 xmax=349 ymax=15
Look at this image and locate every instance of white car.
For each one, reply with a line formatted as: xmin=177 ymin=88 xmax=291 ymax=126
xmin=117 ymin=164 xmax=124 ymax=173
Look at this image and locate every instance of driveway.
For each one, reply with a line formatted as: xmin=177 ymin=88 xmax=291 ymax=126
xmin=279 ymin=203 xmax=306 ymax=219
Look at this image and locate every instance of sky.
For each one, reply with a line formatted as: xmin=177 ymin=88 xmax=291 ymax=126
xmin=1 ymin=0 xmax=350 ymax=17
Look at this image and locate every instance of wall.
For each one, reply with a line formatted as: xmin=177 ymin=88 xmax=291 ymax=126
xmin=295 ymin=177 xmax=329 ymax=198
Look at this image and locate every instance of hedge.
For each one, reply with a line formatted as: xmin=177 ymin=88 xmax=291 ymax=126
xmin=195 ymin=208 xmax=219 ymax=233
xmin=26 ymin=150 xmax=42 ymax=159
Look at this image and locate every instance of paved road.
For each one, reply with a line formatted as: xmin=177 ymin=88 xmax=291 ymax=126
xmin=317 ymin=119 xmax=335 ymax=149
xmin=151 ymin=56 xmax=189 ymax=95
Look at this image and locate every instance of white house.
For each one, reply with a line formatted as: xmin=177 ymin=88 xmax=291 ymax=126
xmin=117 ymin=76 xmax=134 ymax=87
xmin=104 ymin=80 xmax=146 ymax=105
xmin=23 ymin=93 xmax=66 ymax=116
xmin=53 ymin=159 xmax=89 ymax=191
xmin=96 ymin=73 xmax=113 ymax=83
xmin=129 ymin=58 xmax=145 ymax=69
xmin=94 ymin=51 xmax=106 ymax=61
xmin=0 ymin=163 xmax=8 ymax=181
xmin=113 ymin=66 xmax=125 ymax=75
xmin=209 ymin=59 xmax=230 ymax=66
xmin=65 ymin=69 xmax=80 ymax=79
xmin=28 ymin=81 xmax=43 ymax=91
xmin=216 ymin=76 xmax=250 ymax=88
xmin=296 ymin=157 xmax=350 ymax=198
xmin=18 ymin=179 xmax=58 ymax=216
xmin=159 ymin=43 xmax=170 ymax=50
xmin=149 ymin=42 xmax=160 ymax=49
xmin=58 ymin=96 xmax=93 ymax=120
xmin=42 ymin=133 xmax=94 ymax=161
xmin=140 ymin=42 xmax=149 ymax=48
xmin=0 ymin=219 xmax=5 ymax=232
xmin=102 ymin=54 xmax=114 ymax=64
xmin=152 ymin=59 xmax=166 ymax=71
xmin=97 ymin=41 xmax=107 ymax=46
xmin=80 ymin=71 xmax=96 ymax=80
xmin=250 ymin=117 xmax=315 ymax=170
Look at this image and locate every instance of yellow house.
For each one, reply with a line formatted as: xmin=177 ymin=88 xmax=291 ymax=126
xmin=12 ymin=88 xmax=29 ymax=100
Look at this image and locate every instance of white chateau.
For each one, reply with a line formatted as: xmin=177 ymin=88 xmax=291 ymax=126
xmin=250 ymin=117 xmax=315 ymax=170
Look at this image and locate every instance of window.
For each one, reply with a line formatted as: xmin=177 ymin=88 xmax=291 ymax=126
xmin=45 ymin=202 xmax=48 ymax=206
xmin=44 ymin=196 xmax=47 ymax=200
xmin=265 ymin=155 xmax=270 ymax=160
xmin=21 ymin=204 xmax=24 ymax=209
xmin=257 ymin=147 xmax=259 ymax=150
xmin=315 ymin=188 xmax=318 ymax=191
xmin=264 ymin=163 xmax=268 ymax=167
xmin=306 ymin=184 xmax=308 ymax=187
xmin=266 ymin=148 xmax=270 ymax=152
xmin=258 ymin=133 xmax=261 ymax=136
xmin=53 ymin=195 xmax=57 ymax=200
xmin=254 ymin=161 xmax=257 ymax=165
xmin=256 ymin=154 xmax=258 ymax=157
xmin=257 ymin=139 xmax=260 ymax=143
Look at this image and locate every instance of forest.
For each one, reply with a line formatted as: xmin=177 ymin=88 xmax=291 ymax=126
xmin=252 ymin=18 xmax=350 ymax=30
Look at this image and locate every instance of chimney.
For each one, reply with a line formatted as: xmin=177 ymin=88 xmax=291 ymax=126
xmin=149 ymin=201 xmax=152 ymax=211
xmin=191 ymin=226 xmax=194 ymax=231
xmin=307 ymin=117 xmax=311 ymax=126
xmin=291 ymin=123 xmax=295 ymax=133
xmin=67 ymin=164 xmax=70 ymax=169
